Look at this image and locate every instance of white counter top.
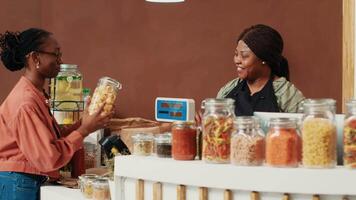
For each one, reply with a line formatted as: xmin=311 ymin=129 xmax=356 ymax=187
xmin=41 ymin=185 xmax=84 ymax=200
xmin=115 ymin=155 xmax=356 ymax=195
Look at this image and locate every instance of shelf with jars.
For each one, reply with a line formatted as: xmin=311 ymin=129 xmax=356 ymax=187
xmin=114 ymin=155 xmax=356 ymax=199
xmin=113 ymin=98 xmax=355 ymax=200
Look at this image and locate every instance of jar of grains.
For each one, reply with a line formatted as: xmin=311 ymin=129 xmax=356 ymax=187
xmin=302 ymin=99 xmax=337 ymax=168
xmin=266 ymin=118 xmax=301 ymax=167
xmin=201 ymin=98 xmax=235 ymax=163
xmin=231 ymin=116 xmax=265 ymax=166
xmin=131 ymin=133 xmax=154 ymax=156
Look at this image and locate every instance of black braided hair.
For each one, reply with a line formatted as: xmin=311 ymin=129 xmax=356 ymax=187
xmin=237 ymin=24 xmax=289 ymax=81
xmin=0 ymin=28 xmax=51 ymax=71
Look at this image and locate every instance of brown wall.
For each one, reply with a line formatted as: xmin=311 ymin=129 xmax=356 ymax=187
xmin=0 ymin=0 xmax=41 ymax=104
xmin=0 ymin=0 xmax=342 ymax=119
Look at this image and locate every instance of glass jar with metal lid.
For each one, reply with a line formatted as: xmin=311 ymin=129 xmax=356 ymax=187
xmin=131 ymin=133 xmax=154 ymax=156
xmin=155 ymin=133 xmax=172 ymax=158
xmin=93 ymin=177 xmax=110 ymax=200
xmin=266 ymin=118 xmax=301 ymax=167
xmin=231 ymin=116 xmax=265 ymax=166
xmin=343 ymin=99 xmax=356 ymax=168
xmin=298 ymin=98 xmax=336 ymax=114
xmin=302 ymin=99 xmax=337 ymax=168
xmin=172 ymin=121 xmax=197 ymax=160
xmin=88 ymin=76 xmax=122 ymax=115
xmin=201 ymin=98 xmax=235 ymax=163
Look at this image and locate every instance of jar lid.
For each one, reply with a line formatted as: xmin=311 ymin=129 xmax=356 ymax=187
xmin=234 ymin=116 xmax=254 ymax=129
xmin=201 ymin=98 xmax=235 ymax=109
xmin=302 ymin=98 xmax=336 ymax=108
xmin=93 ymin=177 xmax=109 ymax=186
xmin=155 ymin=133 xmax=172 ymax=143
xmin=131 ymin=133 xmax=154 ymax=141
xmin=172 ymin=121 xmax=195 ymax=126
xmin=60 ymin=64 xmax=78 ymax=70
xmin=99 ymin=76 xmax=122 ymax=90
xmin=80 ymin=174 xmax=98 ymax=183
xmin=269 ymin=118 xmax=298 ymax=128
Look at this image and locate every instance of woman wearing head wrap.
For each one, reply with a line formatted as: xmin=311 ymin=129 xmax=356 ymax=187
xmin=217 ymin=24 xmax=305 ymax=116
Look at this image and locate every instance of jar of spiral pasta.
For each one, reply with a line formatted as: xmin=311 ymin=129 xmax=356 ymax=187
xmin=88 ymin=77 xmax=122 ymax=115
xmin=302 ymin=99 xmax=337 ymax=168
xmin=201 ymin=98 xmax=235 ymax=164
xmin=344 ymin=99 xmax=356 ymax=168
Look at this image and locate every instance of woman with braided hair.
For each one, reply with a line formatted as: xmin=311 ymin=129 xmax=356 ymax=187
xmin=217 ymin=24 xmax=305 ymax=116
xmin=0 ymin=28 xmax=113 ymax=200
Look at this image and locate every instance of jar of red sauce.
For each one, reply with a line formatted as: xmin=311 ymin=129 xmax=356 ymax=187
xmin=172 ymin=121 xmax=197 ymax=160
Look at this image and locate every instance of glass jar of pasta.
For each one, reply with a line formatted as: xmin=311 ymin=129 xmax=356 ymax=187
xmin=266 ymin=118 xmax=301 ymax=167
xmin=201 ymin=98 xmax=235 ymax=163
xmin=88 ymin=77 xmax=122 ymax=115
xmin=302 ymin=99 xmax=337 ymax=168
xmin=231 ymin=116 xmax=265 ymax=166
xmin=344 ymin=99 xmax=356 ymax=168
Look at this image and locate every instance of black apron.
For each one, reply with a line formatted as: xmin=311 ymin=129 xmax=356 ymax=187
xmin=225 ymin=78 xmax=280 ymax=116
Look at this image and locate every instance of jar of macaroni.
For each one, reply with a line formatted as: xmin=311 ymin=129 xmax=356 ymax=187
xmin=302 ymin=99 xmax=337 ymax=168
xmin=88 ymin=77 xmax=122 ymax=115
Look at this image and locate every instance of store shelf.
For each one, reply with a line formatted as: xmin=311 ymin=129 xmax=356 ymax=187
xmin=115 ymin=155 xmax=356 ymax=195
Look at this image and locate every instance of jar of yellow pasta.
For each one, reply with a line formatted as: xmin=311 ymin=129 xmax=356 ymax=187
xmin=301 ymin=99 xmax=337 ymax=168
xmin=88 ymin=77 xmax=122 ymax=115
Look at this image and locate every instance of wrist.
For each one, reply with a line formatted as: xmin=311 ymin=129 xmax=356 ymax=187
xmin=77 ymin=126 xmax=89 ymax=137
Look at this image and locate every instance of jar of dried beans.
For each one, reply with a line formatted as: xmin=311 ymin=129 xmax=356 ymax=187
xmin=302 ymin=99 xmax=337 ymax=168
xmin=155 ymin=133 xmax=172 ymax=158
xmin=172 ymin=121 xmax=197 ymax=160
xmin=266 ymin=118 xmax=301 ymax=167
xmin=201 ymin=98 xmax=235 ymax=163
xmin=344 ymin=99 xmax=356 ymax=168
xmin=231 ymin=117 xmax=265 ymax=166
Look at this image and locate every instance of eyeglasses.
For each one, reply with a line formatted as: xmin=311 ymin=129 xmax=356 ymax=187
xmin=37 ymin=50 xmax=62 ymax=60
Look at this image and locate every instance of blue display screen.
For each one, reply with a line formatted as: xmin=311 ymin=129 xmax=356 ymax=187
xmin=156 ymin=100 xmax=187 ymax=121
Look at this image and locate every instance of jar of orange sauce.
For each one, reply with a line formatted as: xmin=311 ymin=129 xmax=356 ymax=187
xmin=172 ymin=121 xmax=197 ymax=160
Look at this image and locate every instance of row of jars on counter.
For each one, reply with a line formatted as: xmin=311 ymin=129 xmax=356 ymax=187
xmin=201 ymin=98 xmax=355 ymax=168
xmin=78 ymin=174 xmax=111 ymax=200
xmin=132 ymin=98 xmax=356 ymax=169
xmin=131 ymin=120 xmax=198 ymax=160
